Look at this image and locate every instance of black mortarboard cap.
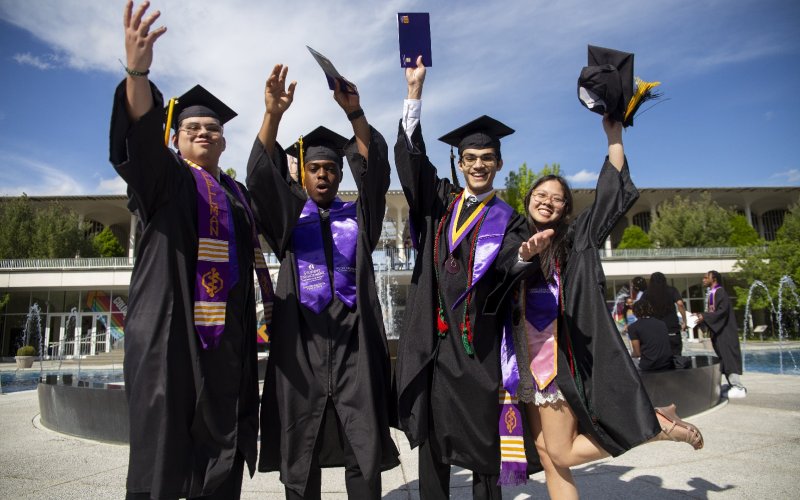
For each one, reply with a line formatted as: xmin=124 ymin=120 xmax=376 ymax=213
xmin=438 ymin=115 xmax=515 ymax=157
xmin=286 ymin=126 xmax=349 ymax=187
xmin=577 ymin=45 xmax=633 ymax=124
xmin=578 ymin=45 xmax=662 ymax=127
xmin=286 ymin=126 xmax=348 ymax=162
xmin=167 ymin=84 xmax=237 ymax=131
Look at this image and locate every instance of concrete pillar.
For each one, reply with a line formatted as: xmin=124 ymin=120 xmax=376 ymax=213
xmin=128 ymin=213 xmax=137 ymax=260
xmin=744 ymin=204 xmax=753 ymax=228
xmin=604 ymin=236 xmax=612 ymax=257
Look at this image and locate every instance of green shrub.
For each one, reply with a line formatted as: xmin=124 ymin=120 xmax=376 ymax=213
xmin=16 ymin=345 xmax=36 ymax=356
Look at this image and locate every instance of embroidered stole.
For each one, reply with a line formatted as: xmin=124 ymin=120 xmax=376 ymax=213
xmin=293 ymin=197 xmax=358 ymax=313
xmin=187 ymin=160 xmax=274 ymax=350
xmin=449 ymin=193 xmax=515 ymax=309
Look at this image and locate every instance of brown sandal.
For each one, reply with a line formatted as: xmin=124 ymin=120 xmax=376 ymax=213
xmin=655 ymin=404 xmax=704 ymax=450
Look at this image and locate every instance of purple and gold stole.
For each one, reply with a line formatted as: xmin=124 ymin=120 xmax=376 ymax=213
xmin=448 ymin=193 xmax=515 ymax=309
xmin=293 ymin=197 xmax=358 ymax=313
xmin=525 ymin=274 xmax=560 ymax=391
xmin=187 ymin=160 xmax=274 ymax=350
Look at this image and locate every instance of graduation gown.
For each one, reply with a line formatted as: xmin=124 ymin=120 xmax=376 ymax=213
xmin=109 ymin=81 xmax=260 ymax=498
xmin=393 ymin=123 xmax=528 ymax=474
xmin=489 ymin=159 xmax=663 ymax=458
xmin=501 ymin=159 xmax=662 ymax=456
xmin=246 ymin=128 xmax=400 ymax=495
xmin=704 ymin=286 xmax=743 ymax=375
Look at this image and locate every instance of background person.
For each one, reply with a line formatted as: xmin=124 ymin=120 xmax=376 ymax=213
xmin=642 ymin=271 xmax=688 ymax=356
xmin=697 ymin=270 xmax=747 ymax=398
xmin=628 ymin=299 xmax=674 ymax=371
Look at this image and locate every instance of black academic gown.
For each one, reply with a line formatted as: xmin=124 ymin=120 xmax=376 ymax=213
xmin=544 ymin=159 xmax=660 ymax=455
xmin=109 ymin=81 xmax=260 ymax=498
xmin=704 ymin=286 xmax=743 ymax=375
xmin=246 ymin=128 xmax=400 ymax=496
xmin=393 ymin=123 xmax=528 ymax=475
xmin=489 ymin=159 xmax=662 ymax=457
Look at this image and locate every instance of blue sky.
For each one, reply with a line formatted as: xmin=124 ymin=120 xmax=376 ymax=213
xmin=0 ymin=0 xmax=798 ymax=196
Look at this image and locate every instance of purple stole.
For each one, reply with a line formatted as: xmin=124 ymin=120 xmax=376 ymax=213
xmin=293 ymin=197 xmax=358 ymax=313
xmin=708 ymin=285 xmax=719 ymax=312
xmin=448 ymin=194 xmax=515 ymax=309
xmin=187 ymin=160 xmax=274 ymax=350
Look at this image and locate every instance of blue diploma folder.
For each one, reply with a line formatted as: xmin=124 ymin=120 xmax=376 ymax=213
xmin=398 ymin=13 xmax=432 ymax=68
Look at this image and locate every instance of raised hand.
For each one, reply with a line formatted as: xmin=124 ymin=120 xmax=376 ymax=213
xmin=518 ymin=228 xmax=555 ymax=261
xmin=406 ymin=55 xmax=426 ymax=100
xmin=123 ymin=0 xmax=166 ymax=74
xmin=264 ymin=64 xmax=297 ymax=116
xmin=333 ymin=78 xmax=361 ymax=114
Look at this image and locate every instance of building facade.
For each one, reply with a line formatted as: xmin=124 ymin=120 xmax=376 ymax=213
xmin=2 ymin=187 xmax=797 ymax=358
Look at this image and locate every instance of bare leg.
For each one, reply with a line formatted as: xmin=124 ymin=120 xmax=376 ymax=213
xmin=537 ymin=400 xmax=610 ymax=469
xmin=525 ymin=402 xmax=579 ymax=500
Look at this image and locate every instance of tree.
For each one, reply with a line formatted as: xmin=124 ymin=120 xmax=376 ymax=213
xmin=649 ymin=193 xmax=732 ymax=248
xmin=728 ymin=214 xmax=762 ymax=247
xmin=502 ymin=162 xmax=561 ymax=215
xmin=734 ymin=203 xmax=800 ymax=312
xmin=617 ymin=225 xmax=653 ymax=249
xmin=225 ymin=167 xmax=237 ymax=180
xmin=93 ymin=226 xmax=126 ymax=257
xmin=0 ymin=195 xmax=96 ymax=258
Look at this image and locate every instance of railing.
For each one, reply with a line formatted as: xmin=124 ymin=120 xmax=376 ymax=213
xmin=601 ymin=246 xmax=765 ymax=260
xmin=1 ymin=246 xmax=758 ymax=272
xmin=0 ymin=257 xmax=135 ymax=270
xmin=46 ymin=333 xmax=110 ymax=358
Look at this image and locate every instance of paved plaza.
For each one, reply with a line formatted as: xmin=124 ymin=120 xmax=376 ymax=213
xmin=1 ymin=351 xmax=798 ymax=499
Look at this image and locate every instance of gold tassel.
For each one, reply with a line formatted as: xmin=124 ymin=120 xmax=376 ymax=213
xmin=164 ymin=97 xmax=178 ymax=146
xmin=624 ymin=77 xmax=662 ymax=126
xmin=298 ymin=135 xmax=305 ymax=188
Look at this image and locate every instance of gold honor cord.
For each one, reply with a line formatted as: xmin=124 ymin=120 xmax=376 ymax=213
xmin=164 ymin=97 xmax=178 ymax=146
xmin=298 ymin=135 xmax=305 ymax=188
xmin=450 ymin=191 xmax=496 ymax=244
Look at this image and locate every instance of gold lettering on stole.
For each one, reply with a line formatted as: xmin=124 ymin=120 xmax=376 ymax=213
xmin=204 ymin=176 xmax=219 ymax=237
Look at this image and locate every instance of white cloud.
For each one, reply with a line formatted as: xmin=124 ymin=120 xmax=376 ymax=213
xmin=565 ymin=169 xmax=599 ymax=185
xmin=0 ymin=153 xmax=85 ymax=196
xmin=771 ymin=169 xmax=800 ymax=184
xmin=13 ymin=52 xmax=59 ymax=70
xmin=96 ymin=176 xmax=127 ymax=194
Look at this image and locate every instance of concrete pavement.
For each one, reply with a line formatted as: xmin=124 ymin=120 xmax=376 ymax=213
xmin=0 ymin=368 xmax=798 ymax=499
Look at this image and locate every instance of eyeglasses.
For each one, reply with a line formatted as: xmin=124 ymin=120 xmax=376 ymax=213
xmin=460 ymin=154 xmax=498 ymax=168
xmin=532 ymin=191 xmax=566 ymax=207
xmin=180 ymin=122 xmax=223 ymax=137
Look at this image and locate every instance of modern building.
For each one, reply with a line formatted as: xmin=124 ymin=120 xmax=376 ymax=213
xmin=2 ymin=186 xmax=798 ymax=358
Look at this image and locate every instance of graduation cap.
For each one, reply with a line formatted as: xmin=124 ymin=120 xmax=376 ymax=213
xmin=437 ymin=115 xmax=514 ymax=188
xmin=163 ymin=85 xmax=237 ymax=145
xmin=286 ymin=126 xmax=349 ymax=187
xmin=577 ymin=45 xmax=662 ymax=127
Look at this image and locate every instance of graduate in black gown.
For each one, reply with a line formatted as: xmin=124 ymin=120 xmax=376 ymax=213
xmin=110 ymin=3 xmax=272 ymax=498
xmin=697 ymin=270 xmax=746 ymax=397
xmin=246 ymin=64 xmax=399 ymax=499
xmin=490 ymin=50 xmax=706 ymax=495
xmin=393 ymin=56 xmax=553 ymax=499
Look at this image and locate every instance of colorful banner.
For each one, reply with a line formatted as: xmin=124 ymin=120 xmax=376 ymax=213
xmin=85 ymin=291 xmax=127 ymax=339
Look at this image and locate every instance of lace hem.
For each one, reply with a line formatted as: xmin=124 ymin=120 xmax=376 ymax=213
xmin=534 ymin=387 xmax=565 ymax=407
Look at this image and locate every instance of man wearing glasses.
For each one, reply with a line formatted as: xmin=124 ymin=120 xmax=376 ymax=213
xmin=394 ymin=56 xmax=548 ymax=499
xmin=110 ymin=2 xmax=272 ymax=498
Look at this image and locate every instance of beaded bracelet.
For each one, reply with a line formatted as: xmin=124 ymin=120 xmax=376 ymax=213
xmin=347 ymin=108 xmax=364 ymax=121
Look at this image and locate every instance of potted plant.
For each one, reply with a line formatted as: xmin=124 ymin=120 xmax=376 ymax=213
xmin=15 ymin=345 xmax=36 ymax=369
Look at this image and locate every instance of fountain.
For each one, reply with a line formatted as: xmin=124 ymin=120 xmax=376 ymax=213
xmin=741 ymin=277 xmax=799 ymax=373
